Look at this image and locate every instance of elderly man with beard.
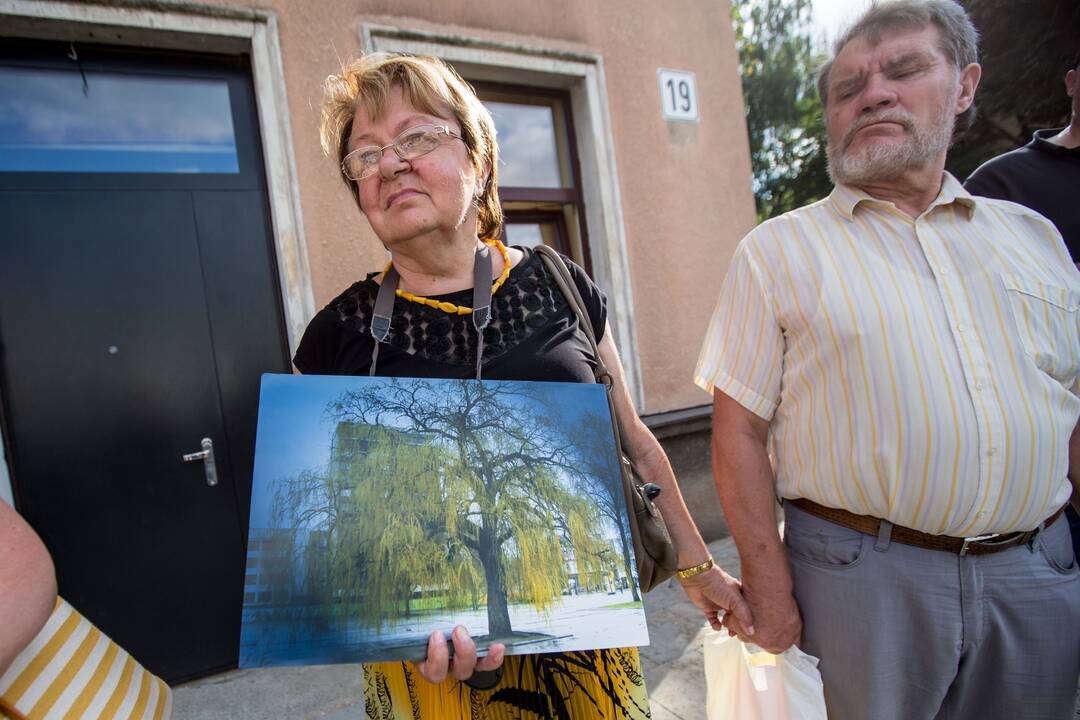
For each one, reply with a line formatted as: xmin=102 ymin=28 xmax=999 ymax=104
xmin=695 ymin=1 xmax=1080 ymax=719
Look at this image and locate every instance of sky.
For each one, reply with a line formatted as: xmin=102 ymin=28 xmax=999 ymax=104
xmin=812 ymin=0 xmax=875 ymax=45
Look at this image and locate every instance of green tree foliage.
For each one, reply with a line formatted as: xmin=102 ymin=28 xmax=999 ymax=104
xmin=948 ymin=0 xmax=1080 ymax=179
xmin=274 ymin=379 xmax=616 ymax=639
xmin=733 ymin=0 xmax=832 ymax=222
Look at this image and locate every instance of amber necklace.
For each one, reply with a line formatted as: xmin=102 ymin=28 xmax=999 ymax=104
xmin=370 ymin=239 xmax=497 ymax=380
xmin=381 ymin=238 xmax=510 ymax=315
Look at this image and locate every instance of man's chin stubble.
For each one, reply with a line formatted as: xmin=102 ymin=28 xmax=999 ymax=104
xmin=828 ymin=145 xmax=914 ymax=186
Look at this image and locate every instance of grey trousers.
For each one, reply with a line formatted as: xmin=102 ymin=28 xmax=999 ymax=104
xmin=785 ymin=502 xmax=1080 ymax=720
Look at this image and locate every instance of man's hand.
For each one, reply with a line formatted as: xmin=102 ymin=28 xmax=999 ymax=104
xmin=723 ymin=581 xmax=801 ymax=654
xmin=679 ymin=566 xmax=755 ymax=634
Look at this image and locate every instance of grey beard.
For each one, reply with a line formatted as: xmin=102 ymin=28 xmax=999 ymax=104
xmin=827 ymin=109 xmax=955 ymax=187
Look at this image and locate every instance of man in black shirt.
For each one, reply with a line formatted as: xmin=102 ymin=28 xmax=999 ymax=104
xmin=965 ymin=48 xmax=1080 ymax=264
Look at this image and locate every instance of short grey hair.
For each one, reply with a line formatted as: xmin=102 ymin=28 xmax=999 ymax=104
xmin=816 ymin=0 xmax=980 ymax=134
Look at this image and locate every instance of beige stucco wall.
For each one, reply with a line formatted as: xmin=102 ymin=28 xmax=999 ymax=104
xmin=206 ymin=0 xmax=758 ymax=414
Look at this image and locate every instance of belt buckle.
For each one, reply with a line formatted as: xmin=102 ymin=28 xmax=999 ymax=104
xmin=959 ymin=533 xmax=999 ymax=556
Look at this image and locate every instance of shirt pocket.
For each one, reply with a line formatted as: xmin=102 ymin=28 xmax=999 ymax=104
xmin=1002 ymin=274 xmax=1080 ymax=383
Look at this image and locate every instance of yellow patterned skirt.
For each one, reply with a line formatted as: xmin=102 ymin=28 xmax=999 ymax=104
xmin=363 ymin=648 xmax=650 ymax=719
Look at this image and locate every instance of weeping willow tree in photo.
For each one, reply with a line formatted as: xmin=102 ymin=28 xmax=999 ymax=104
xmin=273 ymin=379 xmax=616 ymax=639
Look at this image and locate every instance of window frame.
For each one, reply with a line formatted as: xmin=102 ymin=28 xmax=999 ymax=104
xmin=475 ymin=82 xmax=592 ymax=273
xmin=0 ymin=40 xmax=258 ymax=191
xmin=502 ymin=209 xmax=572 ymax=256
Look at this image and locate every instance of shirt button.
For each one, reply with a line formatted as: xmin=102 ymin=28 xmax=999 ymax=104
xmin=975 ymin=380 xmax=986 ymax=390
xmin=988 ymin=447 xmax=998 ymax=456
xmin=956 ymin=323 xmax=966 ymax=334
xmin=940 ymin=267 xmax=950 ymax=276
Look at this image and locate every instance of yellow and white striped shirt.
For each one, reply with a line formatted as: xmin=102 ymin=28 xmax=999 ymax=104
xmin=695 ymin=173 xmax=1080 ymax=536
xmin=0 ymin=598 xmax=171 ymax=720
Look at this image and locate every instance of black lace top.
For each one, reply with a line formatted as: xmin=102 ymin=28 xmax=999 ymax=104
xmin=293 ymin=247 xmax=607 ymax=384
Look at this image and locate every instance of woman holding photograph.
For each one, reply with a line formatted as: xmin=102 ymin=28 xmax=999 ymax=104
xmin=293 ymin=52 xmax=752 ymax=718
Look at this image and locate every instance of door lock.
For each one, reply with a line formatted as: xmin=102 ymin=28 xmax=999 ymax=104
xmin=182 ymin=437 xmax=218 ymax=487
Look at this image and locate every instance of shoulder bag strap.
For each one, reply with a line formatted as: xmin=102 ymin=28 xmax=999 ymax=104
xmin=371 ymin=244 xmax=493 ymax=380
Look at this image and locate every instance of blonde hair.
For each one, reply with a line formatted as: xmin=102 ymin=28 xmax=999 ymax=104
xmin=320 ymin=52 xmax=503 ymax=240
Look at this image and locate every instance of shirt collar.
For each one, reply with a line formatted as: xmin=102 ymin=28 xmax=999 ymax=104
xmin=1029 ymin=128 xmax=1080 ymax=158
xmin=828 ymin=172 xmax=977 ymax=221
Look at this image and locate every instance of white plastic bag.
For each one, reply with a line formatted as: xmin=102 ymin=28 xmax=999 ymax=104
xmin=704 ymin=631 xmax=828 ymax=720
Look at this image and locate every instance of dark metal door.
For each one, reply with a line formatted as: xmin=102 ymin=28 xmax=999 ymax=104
xmin=0 ymin=43 xmax=290 ymax=682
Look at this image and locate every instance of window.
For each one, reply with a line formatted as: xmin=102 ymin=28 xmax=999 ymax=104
xmin=0 ymin=65 xmax=239 ymax=174
xmin=478 ymin=85 xmax=590 ymax=271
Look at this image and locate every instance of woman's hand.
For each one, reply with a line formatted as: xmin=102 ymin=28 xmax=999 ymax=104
xmin=412 ymin=626 xmax=505 ymax=684
xmin=678 ymin=566 xmax=755 ymax=635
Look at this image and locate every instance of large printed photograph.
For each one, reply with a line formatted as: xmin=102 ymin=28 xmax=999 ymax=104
xmin=239 ymin=374 xmax=649 ymax=667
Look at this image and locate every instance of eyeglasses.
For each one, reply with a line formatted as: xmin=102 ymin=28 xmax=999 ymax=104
xmin=342 ymin=124 xmax=463 ymax=181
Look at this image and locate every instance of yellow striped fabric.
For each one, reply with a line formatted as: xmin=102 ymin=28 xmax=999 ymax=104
xmin=0 ymin=598 xmax=171 ymax=720
xmin=695 ymin=173 xmax=1080 ymax=536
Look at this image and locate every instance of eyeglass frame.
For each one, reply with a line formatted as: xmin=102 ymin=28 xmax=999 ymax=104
xmin=341 ymin=123 xmax=464 ymax=181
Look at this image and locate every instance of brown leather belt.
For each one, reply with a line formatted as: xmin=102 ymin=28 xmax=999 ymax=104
xmin=787 ymin=498 xmax=1065 ymax=556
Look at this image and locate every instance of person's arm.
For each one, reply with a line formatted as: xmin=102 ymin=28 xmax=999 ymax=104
xmin=0 ymin=499 xmax=57 ymax=676
xmin=599 ymin=329 xmax=754 ymax=632
xmin=711 ymin=390 xmax=801 ymax=653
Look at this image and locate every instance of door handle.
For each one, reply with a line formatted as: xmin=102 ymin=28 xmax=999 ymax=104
xmin=182 ymin=437 xmax=218 ymax=487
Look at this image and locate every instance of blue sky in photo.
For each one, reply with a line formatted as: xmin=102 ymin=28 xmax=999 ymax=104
xmin=249 ymin=374 xmax=620 ymax=530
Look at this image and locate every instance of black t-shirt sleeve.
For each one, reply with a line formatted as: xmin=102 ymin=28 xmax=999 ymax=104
xmin=560 ymin=253 xmax=608 ymax=344
xmin=293 ymin=306 xmax=376 ymax=375
xmin=292 ymin=308 xmax=344 ymax=374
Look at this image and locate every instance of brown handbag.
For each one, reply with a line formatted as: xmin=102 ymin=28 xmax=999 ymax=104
xmin=535 ymin=245 xmax=679 ymax=592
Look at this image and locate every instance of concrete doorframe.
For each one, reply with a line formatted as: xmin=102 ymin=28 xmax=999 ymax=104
xmin=0 ymin=0 xmax=315 ymax=505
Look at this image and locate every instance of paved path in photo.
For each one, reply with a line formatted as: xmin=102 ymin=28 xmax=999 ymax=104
xmin=366 ymin=587 xmax=650 ymax=658
xmin=239 ymin=588 xmax=647 ymax=665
